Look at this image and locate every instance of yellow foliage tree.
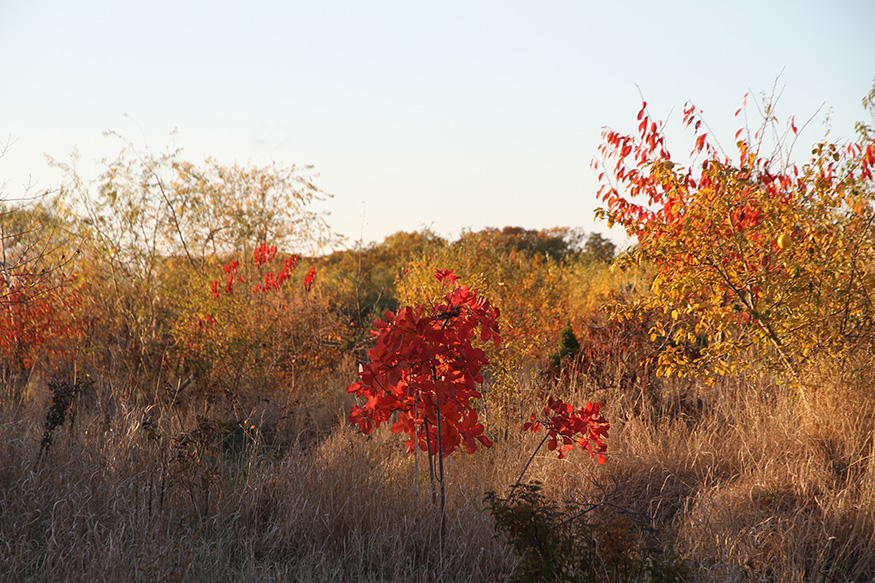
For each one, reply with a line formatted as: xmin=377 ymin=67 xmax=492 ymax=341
xmin=397 ymin=227 xmax=604 ymax=405
xmin=594 ymin=89 xmax=875 ymax=388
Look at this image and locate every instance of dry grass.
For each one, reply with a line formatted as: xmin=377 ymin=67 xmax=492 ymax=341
xmin=0 ymin=385 xmax=516 ymax=583
xmin=3 ymin=356 xmax=875 ymax=582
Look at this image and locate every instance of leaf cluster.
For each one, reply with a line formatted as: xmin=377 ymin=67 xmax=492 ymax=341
xmin=347 ymin=270 xmax=500 ymax=457
xmin=523 ymin=395 xmax=609 ymax=463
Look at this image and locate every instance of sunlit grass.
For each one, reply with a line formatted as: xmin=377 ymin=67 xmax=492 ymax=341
xmin=3 ymin=354 xmax=875 ymax=581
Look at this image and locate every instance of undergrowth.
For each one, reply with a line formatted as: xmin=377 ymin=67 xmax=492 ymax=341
xmin=2 ymin=352 xmax=875 ymax=581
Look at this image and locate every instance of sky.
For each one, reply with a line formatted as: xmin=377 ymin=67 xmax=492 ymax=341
xmin=1 ymin=0 xmax=873 ymax=250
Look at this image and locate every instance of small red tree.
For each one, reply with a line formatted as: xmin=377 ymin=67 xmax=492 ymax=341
xmin=347 ymin=269 xmax=500 ymax=532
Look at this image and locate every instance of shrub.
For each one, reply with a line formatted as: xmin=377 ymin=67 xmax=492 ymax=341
xmin=486 ymin=482 xmax=687 ymax=583
xmin=594 ymin=90 xmax=875 ymax=389
xmin=173 ymin=243 xmax=343 ymax=407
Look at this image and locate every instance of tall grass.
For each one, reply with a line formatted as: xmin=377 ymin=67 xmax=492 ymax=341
xmin=3 ymin=353 xmax=875 ymax=582
xmin=0 ymin=382 xmax=516 ymax=582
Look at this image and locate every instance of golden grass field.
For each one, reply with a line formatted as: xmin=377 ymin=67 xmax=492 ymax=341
xmin=3 ymin=349 xmax=875 ymax=582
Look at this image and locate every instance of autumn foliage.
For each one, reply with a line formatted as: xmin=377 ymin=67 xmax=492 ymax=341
xmin=522 ymin=396 xmax=609 ymax=463
xmin=11 ymin=87 xmax=875 ymax=580
xmin=347 ymin=269 xmax=500 ymax=457
xmin=395 ymin=227 xmax=616 ymax=410
xmin=594 ymin=96 xmax=875 ymax=380
xmin=173 ymin=242 xmax=340 ymax=400
xmin=1 ymin=270 xmax=83 ymax=376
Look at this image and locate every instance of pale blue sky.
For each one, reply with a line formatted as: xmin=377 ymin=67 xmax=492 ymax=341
xmin=2 ymin=0 xmax=873 ymax=249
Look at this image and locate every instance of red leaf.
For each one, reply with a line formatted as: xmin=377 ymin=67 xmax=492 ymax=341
xmin=304 ymin=267 xmax=316 ymax=291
